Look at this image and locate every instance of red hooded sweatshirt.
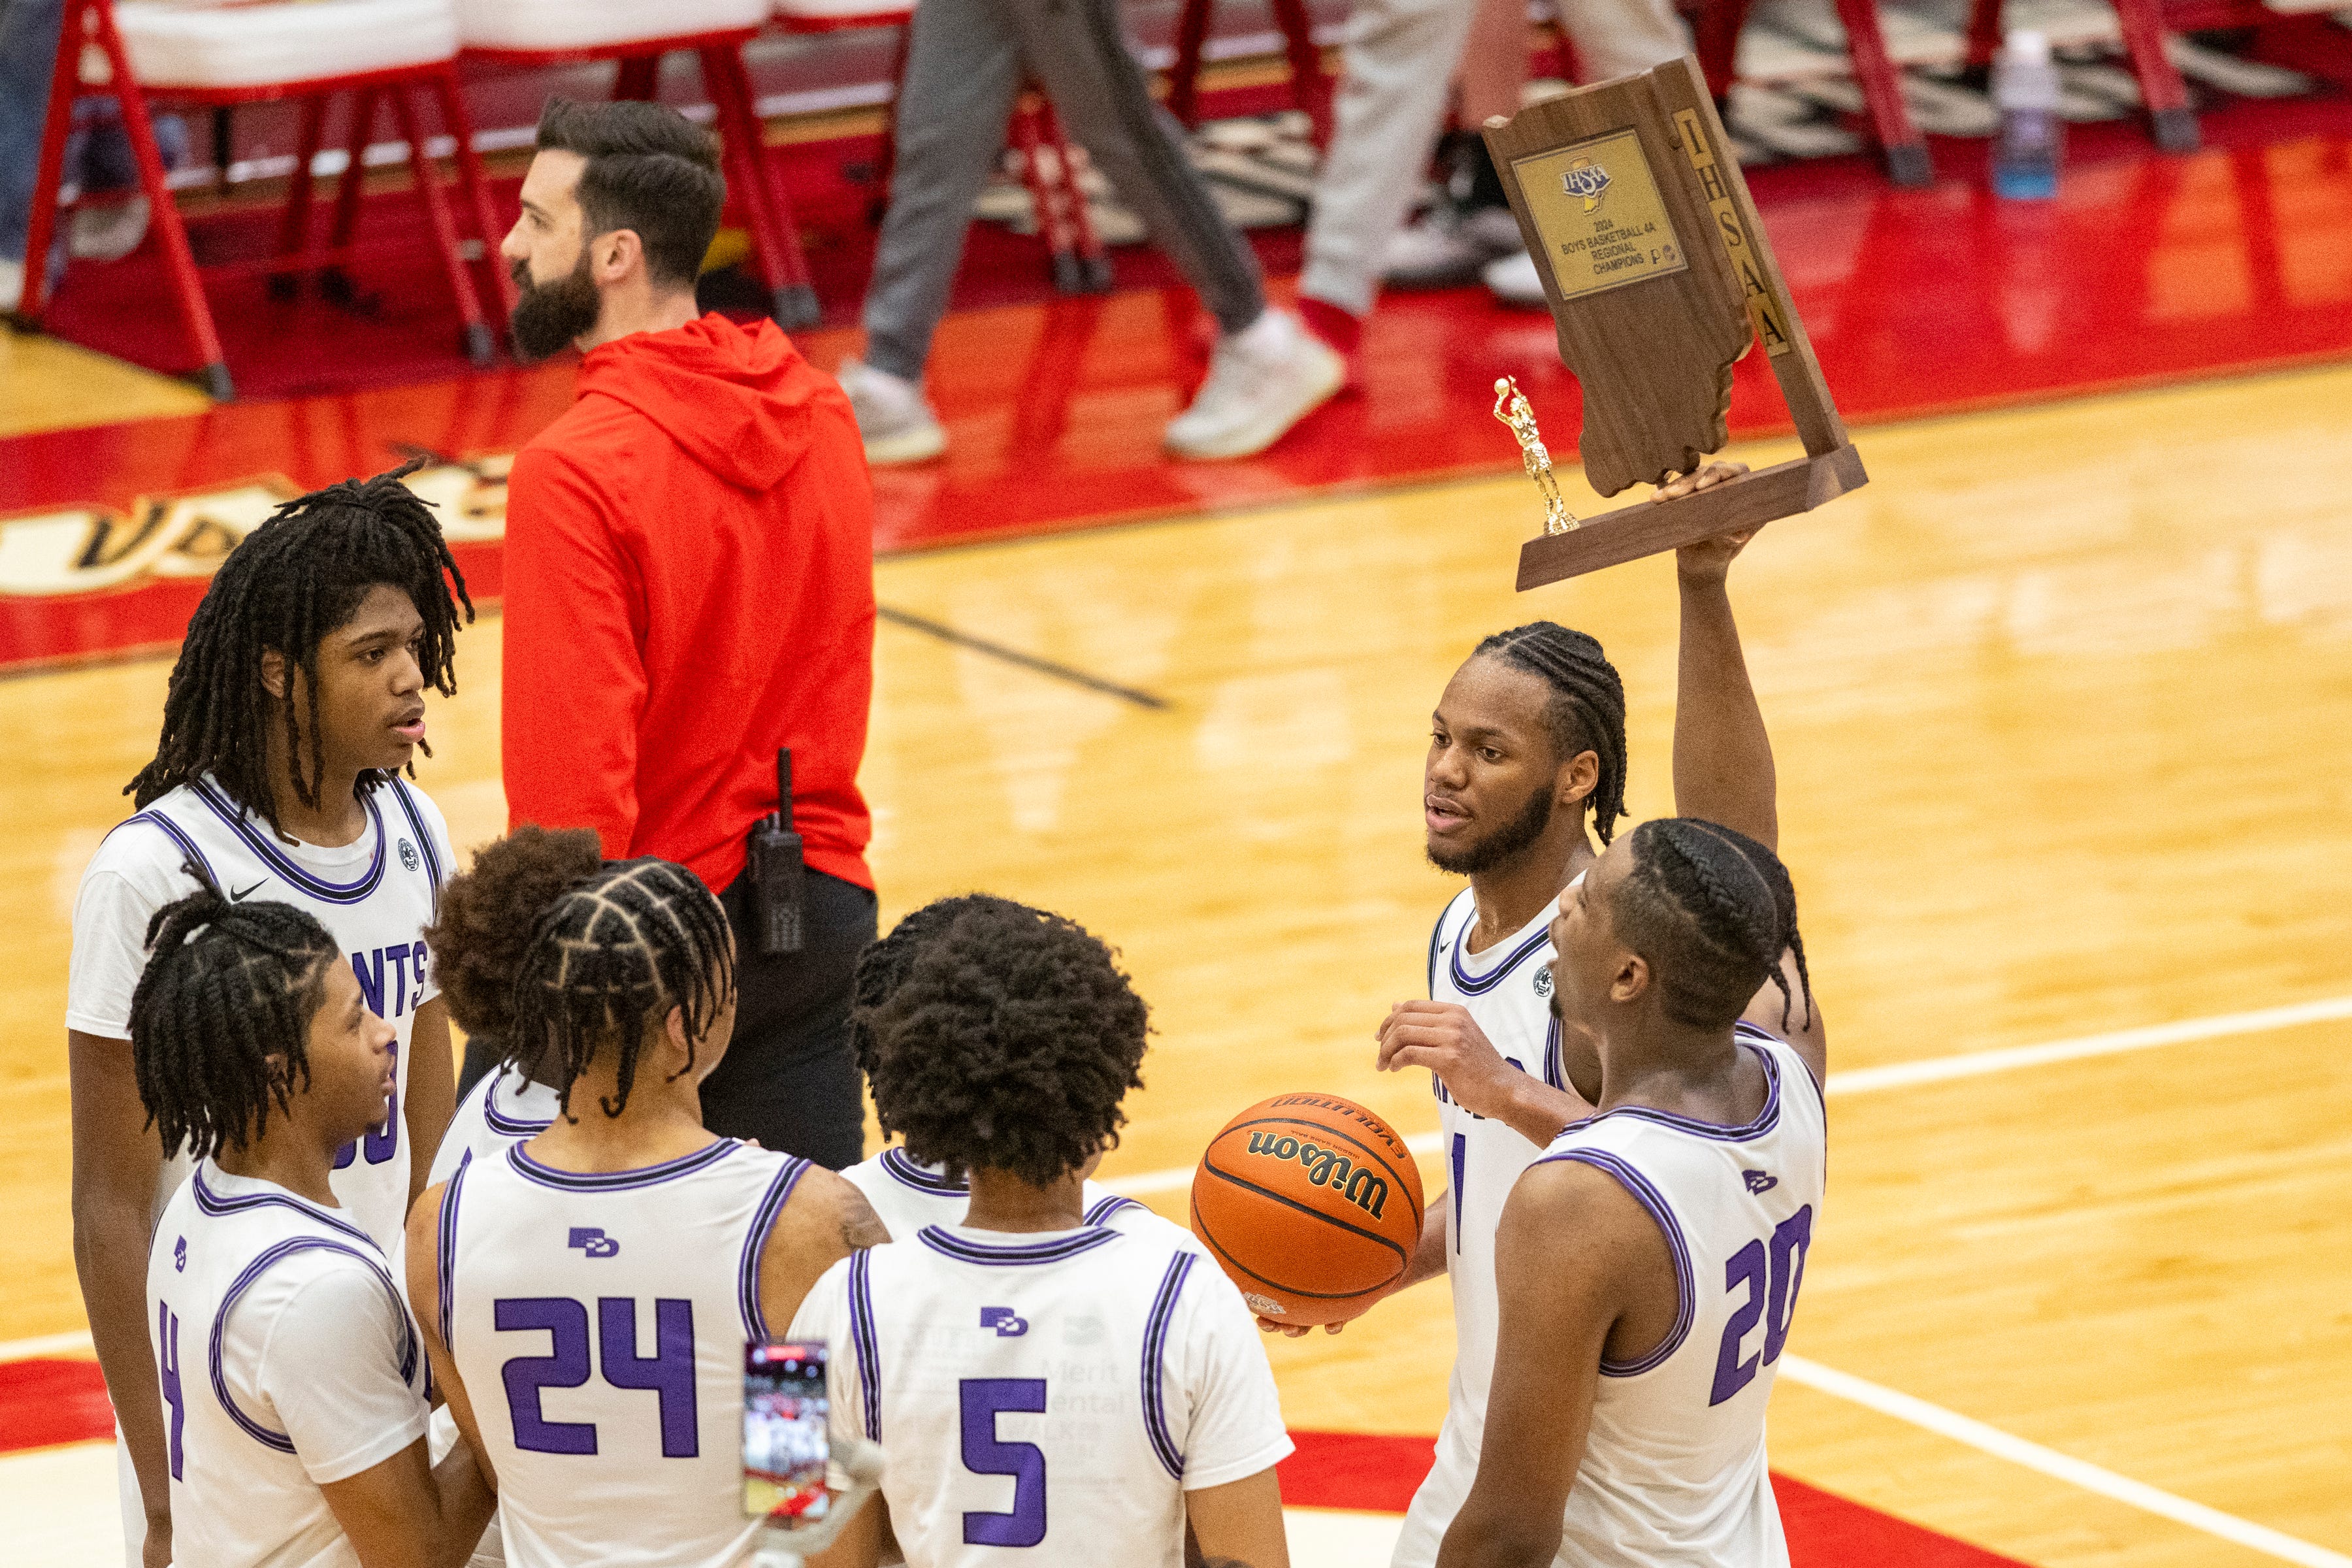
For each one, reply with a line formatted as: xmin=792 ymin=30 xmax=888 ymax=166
xmin=501 ymin=314 xmax=874 ymax=894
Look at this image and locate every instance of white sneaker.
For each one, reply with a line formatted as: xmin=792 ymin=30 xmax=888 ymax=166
xmin=0 ymin=255 xmax=22 ymax=314
xmin=71 ymin=195 xmax=150 ymax=262
xmin=1163 ymin=308 xmax=1345 ymax=461
xmin=1382 ymin=204 xmax=1524 ymax=289
xmin=1482 ymin=248 xmax=1546 ymax=308
xmin=836 ymin=357 xmax=946 ymax=465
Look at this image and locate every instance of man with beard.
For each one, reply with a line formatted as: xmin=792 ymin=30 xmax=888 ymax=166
xmin=1264 ymin=472 xmax=1785 ymax=1568
xmin=495 ymin=97 xmax=879 ymax=1169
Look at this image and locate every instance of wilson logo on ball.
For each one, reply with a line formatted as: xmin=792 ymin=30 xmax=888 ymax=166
xmin=1242 ymin=1131 xmax=1392 ymax=1219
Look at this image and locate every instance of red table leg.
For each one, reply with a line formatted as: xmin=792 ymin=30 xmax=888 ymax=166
xmin=1830 ymin=0 xmax=1933 ymax=185
xmin=391 ymin=86 xmax=492 ymax=365
xmin=12 ymin=0 xmax=86 ymax=327
xmin=267 ymin=94 xmax=326 ymax=297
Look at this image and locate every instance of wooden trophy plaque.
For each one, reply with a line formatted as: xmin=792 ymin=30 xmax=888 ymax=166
xmin=1482 ymin=56 xmax=1867 ymax=589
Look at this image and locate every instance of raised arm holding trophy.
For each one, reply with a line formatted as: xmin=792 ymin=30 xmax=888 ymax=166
xmin=1483 ymin=56 xmax=1869 ymax=587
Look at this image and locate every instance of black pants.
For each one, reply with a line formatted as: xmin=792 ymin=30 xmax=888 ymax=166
xmin=456 ymin=866 xmax=875 ymax=1169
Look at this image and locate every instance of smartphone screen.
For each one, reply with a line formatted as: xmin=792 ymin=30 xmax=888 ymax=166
xmin=743 ymin=1342 xmax=830 ymax=1524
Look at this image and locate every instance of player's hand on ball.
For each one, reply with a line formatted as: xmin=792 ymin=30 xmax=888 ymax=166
xmin=1377 ymin=1000 xmax=1518 ymax=1120
xmin=1257 ymin=1314 xmax=1348 ymax=1337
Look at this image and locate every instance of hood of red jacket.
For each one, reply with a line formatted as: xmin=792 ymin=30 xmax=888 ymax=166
xmin=576 ymin=314 xmax=825 ymax=492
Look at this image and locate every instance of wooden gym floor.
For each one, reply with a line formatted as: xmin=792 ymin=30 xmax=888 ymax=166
xmin=5 ymin=361 xmax=2349 ymax=1564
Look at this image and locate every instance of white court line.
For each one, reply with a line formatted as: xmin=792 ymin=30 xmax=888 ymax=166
xmin=1778 ymin=1355 xmax=2352 ymax=1567
xmin=0 ymin=1330 xmax=91 ymax=1363
xmin=1096 ymin=994 xmax=2352 ymax=1197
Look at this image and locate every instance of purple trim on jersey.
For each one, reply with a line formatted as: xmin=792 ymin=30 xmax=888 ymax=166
xmin=1447 ymin=915 xmax=1550 ymax=997
xmin=190 ymin=1167 xmax=373 ymax=1248
xmin=189 ymin=777 xmax=389 ymax=904
xmin=504 ymin=1137 xmax=740 ymax=1192
xmin=1543 ymin=1015 xmax=1565 ymax=1092
xmin=915 ymin=1226 xmax=1122 ymax=1267
xmin=847 ymin=1249 xmax=881 ymax=1442
xmin=480 ymin=1071 xmax=553 ymax=1139
xmin=118 ymin=810 xmax=220 ymax=892
xmin=738 ymin=1156 xmax=813 ymax=1342
xmin=436 ymin=1151 xmax=470 ymax=1355
xmin=1537 ymin=1149 xmax=1695 ymax=1377
xmin=386 ymin=779 xmax=443 ymax=906
xmin=1555 ymin=1043 xmax=1785 ymax=1145
xmin=1742 ymin=1022 xmax=1825 ymax=1115
xmin=207 ymin=1236 xmax=419 ymax=1452
xmin=1084 ymin=1194 xmax=1142 ymax=1226
xmin=1139 ymin=1252 xmax=1195 ymax=1480
xmin=881 ymin=1147 xmax=966 ymax=1196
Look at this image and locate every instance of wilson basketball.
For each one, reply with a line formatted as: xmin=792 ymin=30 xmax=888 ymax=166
xmin=1190 ymin=1093 xmax=1426 ymax=1326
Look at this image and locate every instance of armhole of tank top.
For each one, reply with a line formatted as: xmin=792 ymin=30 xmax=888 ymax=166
xmin=1738 ymin=1024 xmax=1825 ymax=1120
xmin=436 ymin=1151 xmax=472 ymax=1356
xmin=847 ymin=1248 xmax=882 ymax=1442
xmin=127 ymin=807 xmax=221 ymax=895
xmin=740 ymin=1156 xmax=813 ymax=1343
xmin=1139 ymin=1250 xmax=1196 ymax=1482
xmin=1537 ymin=1148 xmax=1695 ymax=1378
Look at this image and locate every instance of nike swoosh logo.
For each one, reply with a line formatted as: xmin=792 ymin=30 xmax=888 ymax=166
xmin=231 ymin=880 xmax=266 ymax=901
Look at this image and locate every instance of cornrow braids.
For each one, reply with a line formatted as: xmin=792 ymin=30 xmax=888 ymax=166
xmin=421 ymin=825 xmax=607 ymax=1045
xmin=1471 ymin=622 xmax=1629 ymax=843
xmin=128 ymin=457 xmax=474 ymax=832
xmin=129 ymin=885 xmax=342 ymax=1159
xmin=1611 ymin=818 xmax=1814 ymax=1033
xmin=848 ymin=894 xmax=1032 ymax=1081
xmin=509 ymin=858 xmax=736 ymax=1119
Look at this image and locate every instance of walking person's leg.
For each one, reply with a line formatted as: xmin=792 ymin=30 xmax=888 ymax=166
xmin=0 ymin=0 xmax=69 ymax=308
xmin=840 ymin=0 xmax=1028 ymax=465
xmin=699 ymin=869 xmax=878 ymax=1169
xmin=1013 ymin=0 xmax=1343 ymax=460
xmin=1294 ymin=0 xmax=1482 ymax=341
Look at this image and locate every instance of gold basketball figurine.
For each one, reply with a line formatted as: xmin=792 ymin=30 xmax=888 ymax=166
xmin=1493 ymin=377 xmax=1577 ymax=536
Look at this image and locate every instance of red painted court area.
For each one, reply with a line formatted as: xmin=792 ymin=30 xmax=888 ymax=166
xmin=7 ymin=103 xmax=2350 ymax=672
xmin=0 ymin=1360 xmax=2030 ymax=1566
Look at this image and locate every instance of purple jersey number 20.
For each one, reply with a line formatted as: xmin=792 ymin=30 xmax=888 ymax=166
xmin=1708 ymin=1205 xmax=1812 ymax=1406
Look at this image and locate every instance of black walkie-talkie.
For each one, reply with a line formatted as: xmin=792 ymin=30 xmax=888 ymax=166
xmin=747 ymin=748 xmax=806 ymax=956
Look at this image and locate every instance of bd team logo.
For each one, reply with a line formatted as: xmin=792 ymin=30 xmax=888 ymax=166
xmin=1561 ymin=158 xmax=1610 ymax=214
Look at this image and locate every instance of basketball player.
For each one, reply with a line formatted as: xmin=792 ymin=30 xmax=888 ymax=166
xmin=838 ymin=893 xmax=1192 ymax=1247
xmin=1439 ymin=820 xmax=1822 ymax=1566
xmin=134 ymin=889 xmax=496 ymax=1568
xmin=792 ymin=899 xmax=1294 ymax=1568
xmin=408 ymin=857 xmax=887 ymax=1568
xmin=68 ymin=464 xmax=472 ymax=1568
xmin=419 ymin=826 xmax=607 ymax=1185
xmin=1334 ymin=499 xmax=1786 ymax=1568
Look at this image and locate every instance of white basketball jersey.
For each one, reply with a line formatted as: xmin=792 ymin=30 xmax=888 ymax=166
xmin=1393 ymin=886 xmax=1571 ymax=1568
xmin=428 ymin=1066 xmax=561 ymax=1186
xmin=83 ymin=775 xmax=453 ymax=1260
xmin=791 ymin=1225 xmax=1291 ymax=1568
xmin=842 ymin=1148 xmax=1200 ymax=1254
xmin=440 ymin=1138 xmax=811 ymax=1568
xmin=148 ymin=1162 xmax=427 ymax=1568
xmin=1534 ymin=1028 xmax=1827 ymax=1566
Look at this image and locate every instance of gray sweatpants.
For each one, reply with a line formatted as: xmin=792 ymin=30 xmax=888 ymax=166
xmin=860 ymin=0 xmax=1266 ymax=382
xmin=1299 ymin=0 xmax=1691 ymax=317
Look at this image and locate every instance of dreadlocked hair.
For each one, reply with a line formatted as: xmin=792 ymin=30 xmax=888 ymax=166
xmin=508 ymin=858 xmax=736 ymax=1120
xmin=421 ymin=826 xmax=606 ymax=1046
xmin=128 ymin=458 xmax=473 ymax=832
xmin=1610 ymin=818 xmax=1814 ymax=1033
xmin=858 ymin=899 xmax=1149 ymax=1188
xmin=1471 ymin=622 xmax=1628 ymax=843
xmin=129 ymin=885 xmax=342 ymax=1159
xmin=849 ymin=894 xmax=1034 ymax=1082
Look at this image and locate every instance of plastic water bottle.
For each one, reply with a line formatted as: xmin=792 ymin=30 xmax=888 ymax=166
xmin=1991 ymin=30 xmax=2064 ymax=199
